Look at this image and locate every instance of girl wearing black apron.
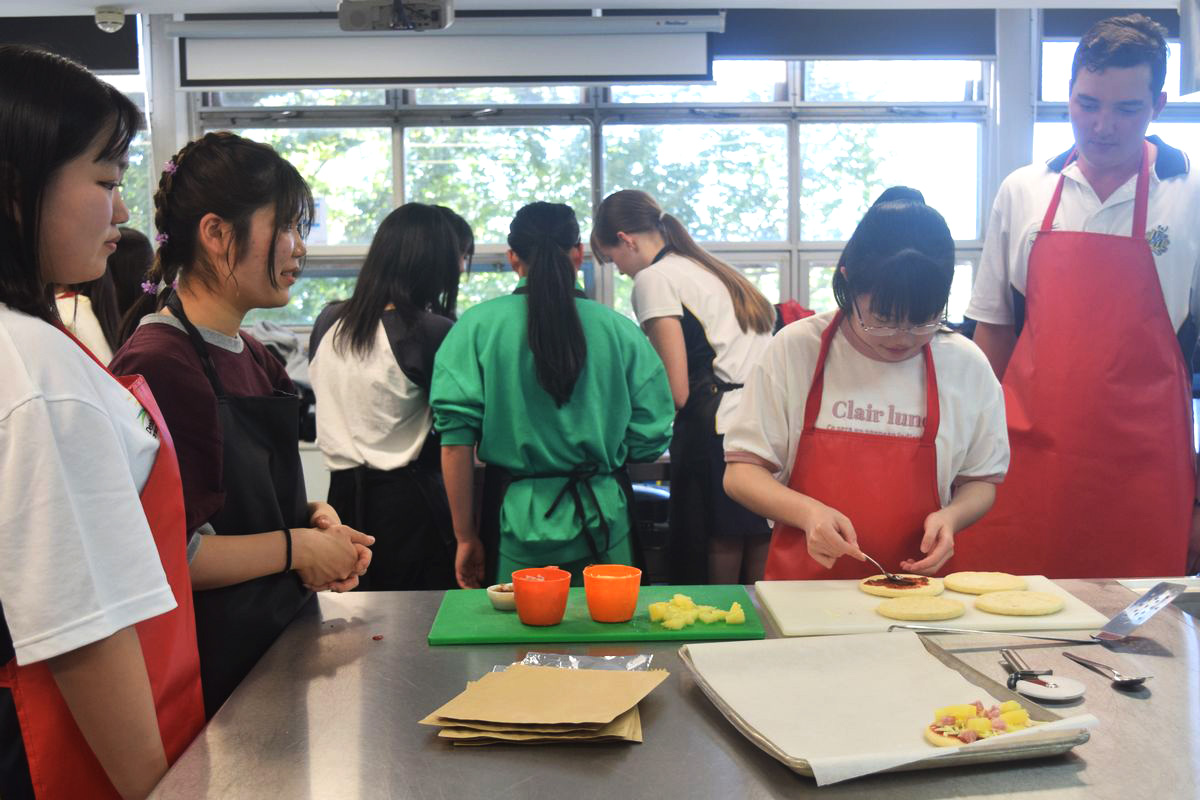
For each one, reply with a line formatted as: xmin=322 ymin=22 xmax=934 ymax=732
xmin=308 ymin=203 xmax=463 ymax=591
xmin=592 ymin=190 xmax=775 ymax=585
xmin=111 ymin=132 xmax=372 ymax=716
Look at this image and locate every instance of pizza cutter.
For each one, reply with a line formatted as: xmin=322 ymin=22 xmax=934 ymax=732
xmin=1001 ymin=648 xmax=1086 ymax=702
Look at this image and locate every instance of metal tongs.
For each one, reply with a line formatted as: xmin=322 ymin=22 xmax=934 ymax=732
xmin=860 ymin=552 xmax=918 ymax=585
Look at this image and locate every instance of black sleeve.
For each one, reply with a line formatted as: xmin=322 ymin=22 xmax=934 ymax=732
xmin=308 ymin=302 xmax=345 ymax=363
xmin=382 ymin=310 xmax=453 ymax=392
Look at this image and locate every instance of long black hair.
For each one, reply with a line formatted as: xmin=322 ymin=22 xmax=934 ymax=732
xmin=332 ymin=202 xmax=462 ymax=359
xmin=832 ymin=190 xmax=955 ymax=326
xmin=0 ymin=45 xmax=141 ymax=323
xmin=118 ymin=131 xmax=314 ymax=342
xmin=61 ymin=272 xmax=121 ymax=352
xmin=509 ymin=202 xmax=586 ymax=407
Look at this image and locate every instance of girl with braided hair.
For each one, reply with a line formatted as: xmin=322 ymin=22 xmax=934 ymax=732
xmin=430 ymin=202 xmax=674 ymax=588
xmin=110 ymin=131 xmax=373 ymax=717
xmin=0 ymin=45 xmax=204 ymax=799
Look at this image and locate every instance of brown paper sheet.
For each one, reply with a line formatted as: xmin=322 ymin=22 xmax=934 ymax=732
xmin=437 ymin=707 xmax=643 ymax=745
xmin=428 ymin=664 xmax=668 ymax=726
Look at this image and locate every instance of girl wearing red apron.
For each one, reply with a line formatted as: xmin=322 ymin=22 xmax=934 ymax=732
xmin=724 ymin=193 xmax=1010 ymax=579
xmin=0 ymin=45 xmax=204 ymax=799
xmin=955 ymin=142 xmax=1194 ymax=578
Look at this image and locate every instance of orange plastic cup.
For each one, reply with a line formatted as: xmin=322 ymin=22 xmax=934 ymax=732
xmin=582 ymin=564 xmax=642 ymax=623
xmin=511 ymin=566 xmax=571 ymax=626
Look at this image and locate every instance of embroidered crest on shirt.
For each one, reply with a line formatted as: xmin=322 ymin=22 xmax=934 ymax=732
xmin=135 ymin=405 xmax=159 ymax=439
xmin=1146 ymin=225 xmax=1169 ymax=256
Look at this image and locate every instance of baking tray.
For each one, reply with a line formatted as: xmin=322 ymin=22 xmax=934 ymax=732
xmin=679 ymin=635 xmax=1089 ymax=778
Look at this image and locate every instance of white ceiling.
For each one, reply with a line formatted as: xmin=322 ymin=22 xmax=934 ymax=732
xmin=0 ymin=0 xmax=1173 ymax=18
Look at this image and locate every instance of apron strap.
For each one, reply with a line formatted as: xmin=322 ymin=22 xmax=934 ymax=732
xmin=165 ymin=292 xmax=228 ymax=397
xmin=541 ymin=467 xmax=609 ymax=563
xmin=1042 ymin=141 xmax=1152 ymax=239
xmin=802 ymin=310 xmax=940 ymax=444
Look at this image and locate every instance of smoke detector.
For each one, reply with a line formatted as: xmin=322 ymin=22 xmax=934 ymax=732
xmin=95 ymin=7 xmax=125 ymax=34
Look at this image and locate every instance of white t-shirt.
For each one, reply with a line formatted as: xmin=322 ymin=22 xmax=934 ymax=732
xmin=723 ymin=311 xmax=1009 ymax=506
xmin=56 ymin=293 xmax=113 ymax=364
xmin=0 ymin=303 xmax=174 ymax=665
xmin=968 ymin=137 xmax=1200 ymax=331
xmin=310 ymin=313 xmax=442 ymax=472
xmin=632 ymin=252 xmax=772 ymax=433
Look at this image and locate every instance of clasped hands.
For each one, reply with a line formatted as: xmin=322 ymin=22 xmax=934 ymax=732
xmin=296 ymin=502 xmax=374 ymax=592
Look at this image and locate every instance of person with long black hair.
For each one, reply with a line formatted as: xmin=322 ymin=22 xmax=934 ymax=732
xmin=308 ymin=203 xmax=462 ymax=590
xmin=430 ymin=202 xmax=674 ymax=588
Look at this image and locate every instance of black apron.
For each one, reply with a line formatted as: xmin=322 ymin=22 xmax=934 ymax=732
xmin=477 ymin=284 xmax=640 ymax=585
xmin=166 ymin=294 xmax=312 ymax=718
xmin=655 ymin=250 xmax=770 ymax=585
xmin=327 ymin=435 xmax=456 ymax=591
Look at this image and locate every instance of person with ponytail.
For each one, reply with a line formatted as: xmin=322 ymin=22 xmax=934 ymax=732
xmin=308 ymin=203 xmax=462 ymax=590
xmin=109 ymin=131 xmax=373 ymax=716
xmin=722 ymin=189 xmax=1009 ymax=581
xmin=430 ymin=202 xmax=673 ymax=588
xmin=591 ymin=190 xmax=775 ymax=585
xmin=0 ymin=45 xmax=204 ymax=799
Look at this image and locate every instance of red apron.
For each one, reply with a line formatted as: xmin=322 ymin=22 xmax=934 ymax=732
xmin=954 ymin=142 xmax=1194 ymax=578
xmin=0 ymin=328 xmax=205 ymax=798
xmin=763 ymin=311 xmax=944 ymax=579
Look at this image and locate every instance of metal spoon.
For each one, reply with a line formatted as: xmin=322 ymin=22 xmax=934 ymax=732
xmin=1063 ymin=651 xmax=1151 ymax=689
xmin=859 ymin=552 xmax=917 ymax=585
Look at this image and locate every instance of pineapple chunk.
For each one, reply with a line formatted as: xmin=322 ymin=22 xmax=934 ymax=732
xmin=661 ymin=616 xmax=688 ymax=630
xmin=648 ymin=602 xmax=669 ymax=622
xmin=998 ymin=700 xmax=1022 ymax=714
xmin=934 ymin=704 xmax=978 ymax=724
xmin=966 ymin=717 xmax=993 ymax=735
xmin=999 ymin=709 xmax=1030 ymax=728
xmin=670 ymin=593 xmax=697 ymax=609
xmin=725 ymin=602 xmax=746 ymax=625
xmin=680 ymin=609 xmax=700 ymax=625
xmin=697 ymin=609 xmax=727 ymax=624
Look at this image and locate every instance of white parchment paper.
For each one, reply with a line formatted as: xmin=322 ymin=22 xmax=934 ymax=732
xmin=683 ymin=633 xmax=1097 ymax=785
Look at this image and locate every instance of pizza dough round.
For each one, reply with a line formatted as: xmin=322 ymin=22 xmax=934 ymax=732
xmin=924 ymin=726 xmax=964 ymax=747
xmin=858 ymin=575 xmax=945 ymax=598
xmin=875 ymin=595 xmax=965 ymax=621
xmin=974 ymin=590 xmax=1064 ymax=616
xmin=943 ymin=571 xmax=1028 ymax=594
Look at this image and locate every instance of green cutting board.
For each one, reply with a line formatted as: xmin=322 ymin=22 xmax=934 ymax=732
xmin=427 ymin=584 xmax=765 ymax=646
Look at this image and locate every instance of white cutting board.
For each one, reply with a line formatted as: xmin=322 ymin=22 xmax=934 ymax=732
xmin=755 ymin=576 xmax=1110 ymax=637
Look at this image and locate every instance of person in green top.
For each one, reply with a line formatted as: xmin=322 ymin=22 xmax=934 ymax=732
xmin=431 ymin=202 xmax=674 ymax=588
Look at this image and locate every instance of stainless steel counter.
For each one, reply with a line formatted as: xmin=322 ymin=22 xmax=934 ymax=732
xmin=151 ymin=581 xmax=1200 ymax=799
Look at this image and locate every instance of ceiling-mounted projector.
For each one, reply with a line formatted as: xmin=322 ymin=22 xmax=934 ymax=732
xmin=338 ymin=0 xmax=454 ymax=31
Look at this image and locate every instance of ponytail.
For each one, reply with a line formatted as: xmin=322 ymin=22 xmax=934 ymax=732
xmin=509 ymin=202 xmax=586 ymax=407
xmin=593 ymin=190 xmax=774 ymax=335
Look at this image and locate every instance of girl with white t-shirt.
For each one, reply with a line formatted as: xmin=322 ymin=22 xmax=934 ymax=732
xmin=309 ymin=203 xmax=463 ymax=590
xmin=592 ymin=190 xmax=775 ymax=584
xmin=0 ymin=45 xmax=204 ymax=799
xmin=723 ymin=195 xmax=1009 ymax=580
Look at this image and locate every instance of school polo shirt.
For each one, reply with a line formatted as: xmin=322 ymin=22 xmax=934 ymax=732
xmin=967 ymin=136 xmax=1200 ymax=335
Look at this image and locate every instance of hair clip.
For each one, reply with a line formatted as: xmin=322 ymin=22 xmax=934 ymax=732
xmin=163 ymin=160 xmax=177 ymax=175
xmin=171 ymin=278 xmax=179 ymax=290
xmin=155 ymin=232 xmax=168 ymax=245
xmin=141 ymin=280 xmax=157 ymax=295
xmin=658 ymin=210 xmax=667 ymax=222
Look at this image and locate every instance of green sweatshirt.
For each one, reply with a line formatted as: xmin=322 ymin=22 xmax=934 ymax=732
xmin=431 ymin=280 xmax=674 ymax=566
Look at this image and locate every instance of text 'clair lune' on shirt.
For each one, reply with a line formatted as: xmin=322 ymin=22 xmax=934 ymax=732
xmin=723 ymin=311 xmax=1010 ymax=507
xmin=630 ymin=252 xmax=772 ymax=433
xmin=308 ymin=303 xmax=453 ymax=472
xmin=967 ymin=136 xmax=1200 ymax=332
xmin=0 ymin=303 xmax=174 ymax=666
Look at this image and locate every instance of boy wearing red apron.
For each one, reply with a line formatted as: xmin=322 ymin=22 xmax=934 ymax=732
xmin=967 ymin=15 xmax=1199 ymax=577
xmin=724 ymin=196 xmax=1009 ymax=579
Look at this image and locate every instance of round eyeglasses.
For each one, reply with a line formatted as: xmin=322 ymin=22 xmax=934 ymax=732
xmin=852 ymin=298 xmax=946 ymax=338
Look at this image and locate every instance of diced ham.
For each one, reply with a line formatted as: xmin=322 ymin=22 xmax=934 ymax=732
xmin=958 ymin=730 xmax=980 ymax=744
xmin=992 ymin=718 xmax=1007 ymax=731
xmin=940 ymin=715 xmax=957 ymax=726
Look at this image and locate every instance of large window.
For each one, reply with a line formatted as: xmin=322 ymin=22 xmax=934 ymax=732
xmin=1041 ymin=41 xmax=1200 ymax=103
xmin=404 ymin=125 xmax=591 ymax=242
xmin=196 ymin=57 xmax=986 ymax=326
xmin=101 ymin=73 xmax=155 ymax=237
xmin=603 ymin=124 xmax=788 ymax=242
